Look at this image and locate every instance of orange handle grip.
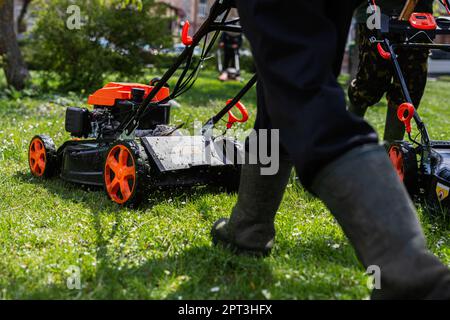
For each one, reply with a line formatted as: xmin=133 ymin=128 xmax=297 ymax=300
xmin=181 ymin=21 xmax=193 ymax=46
xmin=377 ymin=43 xmax=391 ymax=60
xmin=397 ymin=103 xmax=415 ymax=134
xmin=226 ymin=100 xmax=249 ymax=129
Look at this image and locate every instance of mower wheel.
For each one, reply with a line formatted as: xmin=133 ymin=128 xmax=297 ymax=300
xmin=103 ymin=141 xmax=150 ymax=207
xmin=388 ymin=142 xmax=418 ymax=195
xmin=28 ymin=135 xmax=58 ymax=178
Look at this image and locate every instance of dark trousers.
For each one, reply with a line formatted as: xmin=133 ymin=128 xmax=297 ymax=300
xmin=223 ymin=47 xmax=237 ymax=70
xmin=237 ymin=0 xmax=377 ymax=188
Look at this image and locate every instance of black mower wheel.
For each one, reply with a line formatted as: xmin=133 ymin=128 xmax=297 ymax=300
xmin=28 ymin=135 xmax=58 ymax=178
xmin=103 ymin=140 xmax=151 ymax=207
xmin=388 ymin=142 xmax=418 ymax=195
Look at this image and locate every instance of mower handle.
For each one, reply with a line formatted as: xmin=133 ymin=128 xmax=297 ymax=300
xmin=441 ymin=0 xmax=450 ymax=14
xmin=118 ymin=0 xmax=245 ymax=137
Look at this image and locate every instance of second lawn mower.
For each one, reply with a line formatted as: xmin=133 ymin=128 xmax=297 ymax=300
xmin=373 ymin=0 xmax=450 ymax=213
xmin=28 ymin=0 xmax=256 ymax=206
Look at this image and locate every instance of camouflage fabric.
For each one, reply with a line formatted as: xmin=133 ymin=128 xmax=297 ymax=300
xmin=354 ymin=0 xmax=434 ymax=24
xmin=349 ymin=24 xmax=430 ymax=110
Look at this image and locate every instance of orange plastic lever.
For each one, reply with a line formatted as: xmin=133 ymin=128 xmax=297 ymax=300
xmin=397 ymin=103 xmax=415 ymax=134
xmin=181 ymin=21 xmax=193 ymax=46
xmin=377 ymin=43 xmax=391 ymax=60
xmin=226 ymin=100 xmax=249 ymax=129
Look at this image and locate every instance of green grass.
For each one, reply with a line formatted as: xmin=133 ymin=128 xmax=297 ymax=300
xmin=0 ymin=71 xmax=448 ymax=300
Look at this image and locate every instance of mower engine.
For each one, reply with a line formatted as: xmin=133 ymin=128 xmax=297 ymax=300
xmin=427 ymin=143 xmax=450 ymax=206
xmin=65 ymin=81 xmax=171 ymax=139
xmin=389 ymin=141 xmax=450 ymax=213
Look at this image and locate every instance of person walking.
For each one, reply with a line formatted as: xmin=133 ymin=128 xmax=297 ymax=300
xmin=348 ymin=0 xmax=433 ymax=142
xmin=211 ymin=0 xmax=450 ymax=299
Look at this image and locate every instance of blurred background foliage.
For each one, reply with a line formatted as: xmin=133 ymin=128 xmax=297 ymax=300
xmin=0 ymin=0 xmax=255 ymax=94
xmin=25 ymin=0 xmax=173 ymax=91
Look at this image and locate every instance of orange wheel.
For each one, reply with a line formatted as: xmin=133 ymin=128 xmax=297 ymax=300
xmin=104 ymin=145 xmax=137 ymax=204
xmin=28 ymin=135 xmax=57 ymax=178
xmin=387 ymin=142 xmax=418 ymax=196
xmin=389 ymin=145 xmax=405 ymax=181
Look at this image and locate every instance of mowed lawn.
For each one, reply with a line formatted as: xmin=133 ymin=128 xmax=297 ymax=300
xmin=0 ymin=71 xmax=448 ymax=300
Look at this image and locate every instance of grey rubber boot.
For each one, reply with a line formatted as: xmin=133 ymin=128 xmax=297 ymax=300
xmin=311 ymin=144 xmax=450 ymax=299
xmin=383 ymin=100 xmax=406 ymax=143
xmin=211 ymin=157 xmax=293 ymax=256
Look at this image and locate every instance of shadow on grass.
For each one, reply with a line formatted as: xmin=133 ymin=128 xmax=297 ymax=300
xmin=18 ymin=246 xmax=277 ymax=299
xmin=18 ymin=242 xmax=365 ymax=299
xmin=421 ymin=201 xmax=450 ymax=225
xmin=11 ymin=171 xmax=366 ymax=299
xmin=13 ymin=170 xmax=232 ymax=213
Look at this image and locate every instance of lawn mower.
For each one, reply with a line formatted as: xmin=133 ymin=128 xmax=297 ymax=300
xmin=28 ymin=0 xmax=257 ymax=206
xmin=371 ymin=0 xmax=450 ymax=213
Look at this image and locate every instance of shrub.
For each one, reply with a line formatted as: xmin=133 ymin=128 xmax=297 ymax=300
xmin=28 ymin=0 xmax=173 ymax=91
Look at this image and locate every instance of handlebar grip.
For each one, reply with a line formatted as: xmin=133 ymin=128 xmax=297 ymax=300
xmin=227 ymin=100 xmax=249 ymax=129
xmin=397 ymin=103 xmax=415 ymax=134
xmin=377 ymin=43 xmax=391 ymax=60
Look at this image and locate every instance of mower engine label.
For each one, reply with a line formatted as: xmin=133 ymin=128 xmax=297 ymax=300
xmin=436 ymin=183 xmax=449 ymax=202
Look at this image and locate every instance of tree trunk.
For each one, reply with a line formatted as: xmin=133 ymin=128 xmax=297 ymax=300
xmin=17 ymin=0 xmax=32 ymax=33
xmin=0 ymin=0 xmax=30 ymax=90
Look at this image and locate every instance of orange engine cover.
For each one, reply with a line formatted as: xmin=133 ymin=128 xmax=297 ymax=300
xmin=87 ymin=82 xmax=170 ymax=107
